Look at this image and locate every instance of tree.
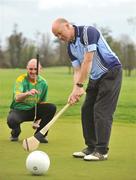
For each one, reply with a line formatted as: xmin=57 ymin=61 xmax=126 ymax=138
xmin=38 ymin=33 xmax=56 ymax=67
xmin=127 ymin=17 xmax=136 ymax=41
xmin=119 ymin=34 xmax=136 ymax=76
xmin=54 ymin=39 xmax=71 ymax=65
xmin=6 ymin=24 xmax=27 ymax=68
xmin=19 ymin=42 xmax=36 ymax=68
xmin=0 ymin=44 xmax=5 ymax=67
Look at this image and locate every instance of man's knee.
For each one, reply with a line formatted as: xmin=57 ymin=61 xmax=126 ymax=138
xmin=39 ymin=103 xmax=57 ymax=116
xmin=7 ymin=114 xmax=20 ymax=129
xmin=49 ymin=104 xmax=57 ymax=115
xmin=46 ymin=103 xmax=57 ymax=119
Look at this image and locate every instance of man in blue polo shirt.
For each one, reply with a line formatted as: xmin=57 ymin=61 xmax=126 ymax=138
xmin=52 ymin=18 xmax=122 ymax=161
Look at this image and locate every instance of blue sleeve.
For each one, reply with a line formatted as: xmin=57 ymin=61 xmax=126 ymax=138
xmin=67 ymin=43 xmax=76 ymax=61
xmin=83 ymin=26 xmax=100 ymax=52
xmin=67 ymin=44 xmax=81 ymax=67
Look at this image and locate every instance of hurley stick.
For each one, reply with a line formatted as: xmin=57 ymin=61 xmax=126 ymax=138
xmin=23 ymin=103 xmax=70 ymax=151
xmin=32 ymin=54 xmax=40 ymax=129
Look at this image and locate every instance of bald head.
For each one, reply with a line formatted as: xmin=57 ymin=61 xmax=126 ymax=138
xmin=27 ymin=59 xmax=41 ymax=68
xmin=26 ymin=59 xmax=42 ymax=81
xmin=53 ymin=18 xmax=69 ymax=25
xmin=52 ymin=18 xmax=69 ymax=33
xmin=52 ymin=18 xmax=75 ymax=42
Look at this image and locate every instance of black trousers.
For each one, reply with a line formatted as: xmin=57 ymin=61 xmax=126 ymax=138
xmin=7 ymin=103 xmax=56 ymax=138
xmin=81 ymin=66 xmax=122 ymax=154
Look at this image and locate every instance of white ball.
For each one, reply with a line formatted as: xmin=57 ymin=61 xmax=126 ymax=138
xmin=26 ymin=150 xmax=50 ymax=175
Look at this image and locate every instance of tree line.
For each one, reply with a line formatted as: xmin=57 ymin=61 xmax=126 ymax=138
xmin=0 ymin=24 xmax=136 ymax=76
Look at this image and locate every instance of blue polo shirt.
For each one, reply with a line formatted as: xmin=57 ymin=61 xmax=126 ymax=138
xmin=67 ymin=25 xmax=121 ymax=80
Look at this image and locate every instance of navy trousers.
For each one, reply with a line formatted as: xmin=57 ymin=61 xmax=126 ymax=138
xmin=7 ymin=103 xmax=56 ymax=138
xmin=81 ymin=66 xmax=122 ymax=154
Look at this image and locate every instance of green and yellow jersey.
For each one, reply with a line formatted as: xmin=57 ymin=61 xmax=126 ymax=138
xmin=10 ymin=73 xmax=48 ymax=110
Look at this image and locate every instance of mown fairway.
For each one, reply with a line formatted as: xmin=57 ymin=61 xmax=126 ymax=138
xmin=0 ymin=67 xmax=136 ymax=180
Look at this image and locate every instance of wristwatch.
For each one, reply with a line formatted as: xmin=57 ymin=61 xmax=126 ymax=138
xmin=76 ymin=83 xmax=84 ymax=88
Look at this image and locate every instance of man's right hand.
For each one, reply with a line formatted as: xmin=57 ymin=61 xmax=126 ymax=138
xmin=32 ymin=119 xmax=41 ymax=129
xmin=68 ymin=87 xmax=85 ymax=105
xmin=27 ymin=89 xmax=39 ymax=96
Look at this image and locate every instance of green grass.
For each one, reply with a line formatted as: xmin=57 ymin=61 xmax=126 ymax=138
xmin=0 ymin=67 xmax=136 ymax=180
xmin=0 ymin=119 xmax=136 ymax=180
xmin=114 ymin=73 xmax=136 ymax=123
xmin=1 ymin=67 xmax=136 ymax=121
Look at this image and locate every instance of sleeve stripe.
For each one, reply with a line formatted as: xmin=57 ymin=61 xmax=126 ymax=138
xmin=83 ymin=26 xmax=89 ymax=45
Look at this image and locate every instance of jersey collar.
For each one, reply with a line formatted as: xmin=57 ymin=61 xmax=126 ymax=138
xmin=71 ymin=25 xmax=80 ymax=44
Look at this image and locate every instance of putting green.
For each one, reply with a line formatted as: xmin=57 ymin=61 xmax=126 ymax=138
xmin=0 ymin=119 xmax=136 ymax=180
xmin=0 ymin=67 xmax=136 ymax=180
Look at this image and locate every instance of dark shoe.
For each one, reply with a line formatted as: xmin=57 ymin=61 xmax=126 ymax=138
xmin=73 ymin=147 xmax=94 ymax=158
xmin=10 ymin=136 xmax=19 ymax=141
xmin=39 ymin=137 xmax=48 ymax=143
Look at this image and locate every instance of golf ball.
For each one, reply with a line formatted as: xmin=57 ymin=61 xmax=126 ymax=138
xmin=26 ymin=150 xmax=50 ymax=175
